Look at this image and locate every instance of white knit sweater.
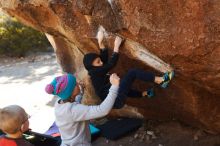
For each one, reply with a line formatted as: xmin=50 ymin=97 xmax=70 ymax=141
xmin=54 ymin=85 xmax=119 ymax=146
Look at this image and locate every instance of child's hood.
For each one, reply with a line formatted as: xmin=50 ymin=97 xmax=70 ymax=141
xmin=83 ymin=53 xmax=99 ymax=70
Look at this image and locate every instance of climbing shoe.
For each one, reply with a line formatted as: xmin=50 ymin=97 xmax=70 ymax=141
xmin=145 ymin=88 xmax=154 ymax=98
xmin=161 ymin=70 xmax=175 ymax=88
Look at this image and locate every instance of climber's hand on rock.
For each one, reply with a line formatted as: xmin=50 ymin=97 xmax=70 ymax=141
xmin=110 ymin=73 xmax=120 ymax=86
xmin=113 ymin=36 xmax=123 ymax=53
xmin=97 ymin=28 xmax=105 ymax=49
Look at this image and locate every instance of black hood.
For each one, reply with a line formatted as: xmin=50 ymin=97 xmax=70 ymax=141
xmin=83 ymin=53 xmax=99 ymax=70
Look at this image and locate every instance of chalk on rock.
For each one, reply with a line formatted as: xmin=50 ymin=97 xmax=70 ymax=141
xmin=146 ymin=130 xmax=154 ymax=136
xmin=96 ymin=26 xmax=109 ymax=39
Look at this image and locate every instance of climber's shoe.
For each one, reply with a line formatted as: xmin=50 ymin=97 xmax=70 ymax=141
xmin=161 ymin=70 xmax=175 ymax=88
xmin=144 ymin=88 xmax=154 ymax=98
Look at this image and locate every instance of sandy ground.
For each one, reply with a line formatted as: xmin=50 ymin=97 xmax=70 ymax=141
xmin=0 ymin=52 xmax=62 ymax=133
xmin=0 ymin=52 xmax=220 ymax=146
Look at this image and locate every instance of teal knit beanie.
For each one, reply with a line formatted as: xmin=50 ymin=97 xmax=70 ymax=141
xmin=45 ymin=73 xmax=77 ymax=100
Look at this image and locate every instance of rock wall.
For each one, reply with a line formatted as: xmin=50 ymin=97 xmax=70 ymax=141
xmin=1 ymin=0 xmax=220 ymax=133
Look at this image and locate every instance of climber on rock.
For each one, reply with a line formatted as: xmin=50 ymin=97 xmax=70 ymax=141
xmin=83 ymin=28 xmax=174 ymax=109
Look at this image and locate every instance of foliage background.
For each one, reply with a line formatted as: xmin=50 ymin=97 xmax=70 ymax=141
xmin=0 ymin=13 xmax=50 ymax=57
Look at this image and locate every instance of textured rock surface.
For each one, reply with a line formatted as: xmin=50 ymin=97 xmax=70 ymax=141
xmin=1 ymin=0 xmax=220 ymax=133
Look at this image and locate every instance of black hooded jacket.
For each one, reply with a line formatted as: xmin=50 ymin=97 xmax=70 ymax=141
xmin=83 ymin=48 xmax=119 ymax=100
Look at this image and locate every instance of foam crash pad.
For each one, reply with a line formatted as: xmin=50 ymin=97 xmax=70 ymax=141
xmin=23 ymin=123 xmax=100 ymax=146
xmin=89 ymin=124 xmax=100 ymax=135
xmin=24 ymin=131 xmax=61 ymax=146
xmin=44 ymin=122 xmax=100 ymax=136
xmin=97 ymin=118 xmax=143 ymax=140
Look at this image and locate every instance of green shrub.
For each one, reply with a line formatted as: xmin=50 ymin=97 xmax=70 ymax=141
xmin=0 ymin=14 xmax=50 ymax=57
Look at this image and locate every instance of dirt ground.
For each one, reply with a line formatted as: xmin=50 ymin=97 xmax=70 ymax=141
xmin=0 ymin=52 xmax=219 ymax=146
xmin=93 ymin=120 xmax=220 ymax=146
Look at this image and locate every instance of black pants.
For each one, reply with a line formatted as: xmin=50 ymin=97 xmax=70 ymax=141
xmin=113 ymin=69 xmax=155 ymax=109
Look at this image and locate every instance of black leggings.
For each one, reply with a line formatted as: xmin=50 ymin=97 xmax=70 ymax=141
xmin=113 ymin=68 xmax=155 ymax=109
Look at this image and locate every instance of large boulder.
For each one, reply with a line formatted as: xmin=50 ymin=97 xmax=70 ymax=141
xmin=1 ymin=0 xmax=219 ymax=133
